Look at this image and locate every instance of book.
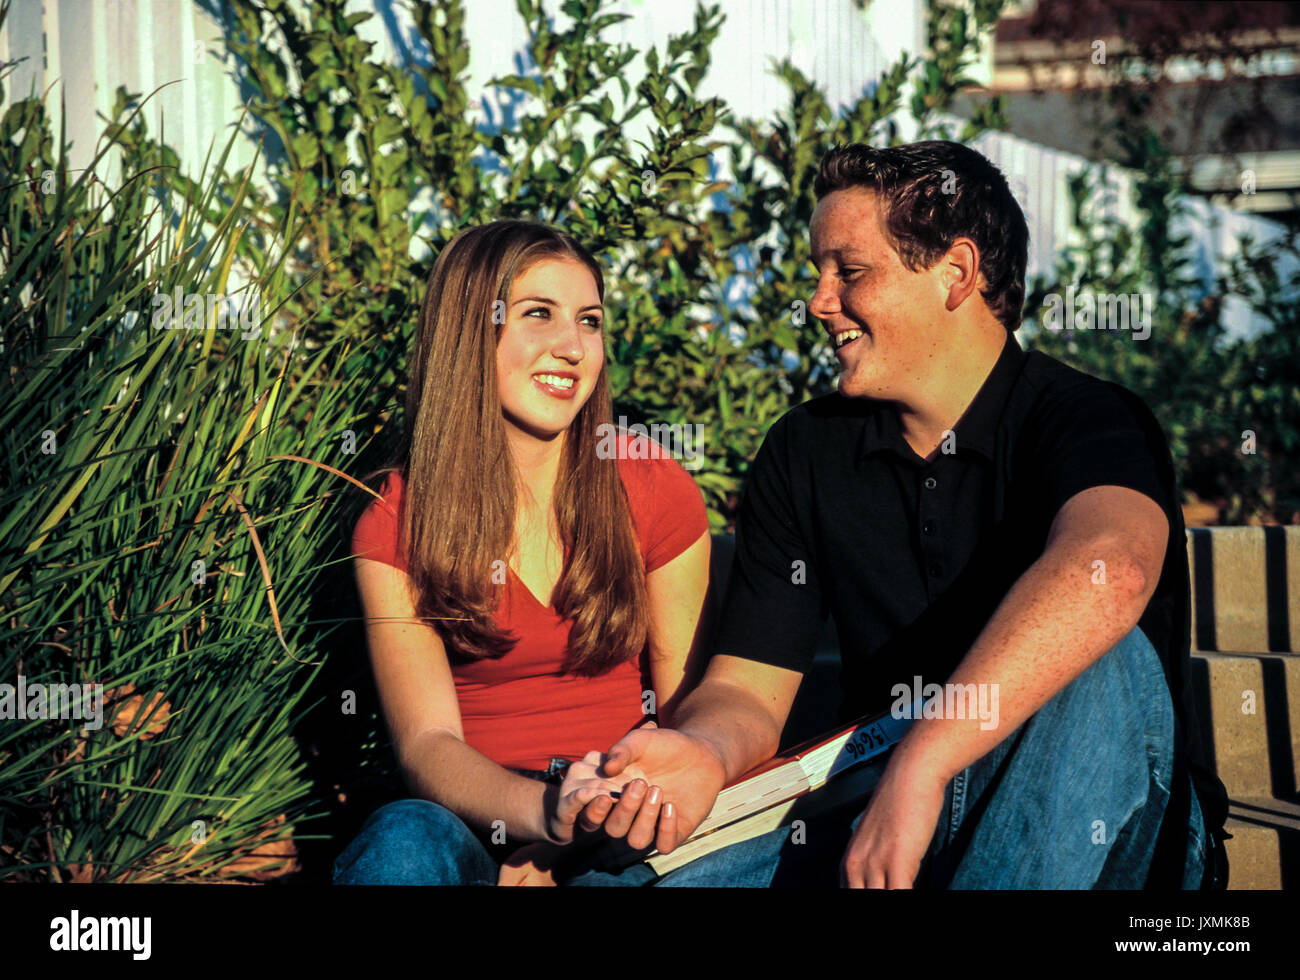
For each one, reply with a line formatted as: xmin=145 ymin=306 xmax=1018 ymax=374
xmin=643 ymin=699 xmax=920 ymax=875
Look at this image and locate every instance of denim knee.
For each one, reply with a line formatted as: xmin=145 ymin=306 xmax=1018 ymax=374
xmin=332 ymin=798 xmax=498 ymax=885
xmin=932 ymin=626 xmax=1172 ymax=888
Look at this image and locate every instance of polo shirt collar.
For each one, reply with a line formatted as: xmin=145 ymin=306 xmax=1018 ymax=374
xmin=949 ymin=330 xmax=1026 ymax=459
xmin=857 ymin=396 xmax=909 ymax=459
xmin=857 ymin=331 xmax=1026 ymax=462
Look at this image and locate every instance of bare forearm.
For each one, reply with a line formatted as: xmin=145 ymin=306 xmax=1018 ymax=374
xmin=892 ymin=532 xmax=1154 ymax=784
xmin=400 ymin=730 xmax=554 ymax=843
xmin=669 ymin=678 xmax=785 ymax=783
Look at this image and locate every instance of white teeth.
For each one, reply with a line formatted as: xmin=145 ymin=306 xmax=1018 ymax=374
xmin=534 ymin=373 xmax=574 ymax=389
xmin=833 ymin=330 xmax=863 ymax=349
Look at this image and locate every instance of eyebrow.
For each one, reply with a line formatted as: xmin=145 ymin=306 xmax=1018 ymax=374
xmin=511 ymin=296 xmax=603 ymax=312
xmin=811 ymin=247 xmax=869 ymax=261
xmin=809 ymin=250 xmax=872 ymax=269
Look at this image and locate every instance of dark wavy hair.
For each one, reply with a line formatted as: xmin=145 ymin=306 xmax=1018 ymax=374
xmin=813 ymin=140 xmax=1029 ymax=331
xmin=383 ymin=220 xmax=648 ymax=677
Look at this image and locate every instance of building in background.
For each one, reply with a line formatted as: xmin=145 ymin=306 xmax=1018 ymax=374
xmin=957 ymin=0 xmax=1299 ymax=222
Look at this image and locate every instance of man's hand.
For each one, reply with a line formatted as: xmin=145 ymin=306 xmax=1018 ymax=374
xmin=840 ymin=750 xmax=948 ymax=888
xmin=578 ymin=726 xmax=728 ymax=853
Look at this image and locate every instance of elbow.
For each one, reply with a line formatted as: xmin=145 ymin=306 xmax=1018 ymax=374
xmin=1083 ymin=537 xmax=1156 ymax=615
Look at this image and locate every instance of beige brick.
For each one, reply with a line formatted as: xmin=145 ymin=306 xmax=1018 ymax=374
xmin=1190 ymin=653 xmax=1271 ymax=798
xmin=1224 ymin=798 xmax=1300 ymax=890
xmin=1210 ymin=528 xmax=1270 ymax=654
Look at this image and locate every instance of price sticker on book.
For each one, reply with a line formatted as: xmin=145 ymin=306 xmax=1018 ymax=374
xmin=827 ymin=697 xmax=920 ymax=780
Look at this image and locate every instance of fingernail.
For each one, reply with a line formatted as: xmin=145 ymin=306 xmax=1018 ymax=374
xmin=664 ymin=801 xmax=674 ymax=817
xmin=647 ymin=785 xmax=661 ymax=804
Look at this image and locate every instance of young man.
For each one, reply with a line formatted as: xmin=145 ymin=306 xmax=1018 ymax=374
xmin=581 ymin=140 xmax=1229 ymax=888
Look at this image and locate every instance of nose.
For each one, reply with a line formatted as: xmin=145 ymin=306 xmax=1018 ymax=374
xmin=809 ymin=274 xmax=840 ymax=322
xmin=550 ymin=315 xmax=585 ymax=364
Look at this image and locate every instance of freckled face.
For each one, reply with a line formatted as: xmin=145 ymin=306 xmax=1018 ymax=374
xmin=496 ymin=257 xmax=605 ymax=442
xmin=809 ymin=187 xmax=949 ymax=401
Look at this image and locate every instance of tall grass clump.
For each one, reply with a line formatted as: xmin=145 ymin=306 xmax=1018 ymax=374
xmin=0 ymin=63 xmax=381 ymax=879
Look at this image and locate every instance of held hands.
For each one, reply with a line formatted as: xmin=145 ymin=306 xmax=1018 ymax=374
xmin=538 ymin=720 xmax=950 ymax=884
xmin=506 ymin=750 xmax=651 ymax=886
xmin=578 ymin=724 xmax=728 ymax=854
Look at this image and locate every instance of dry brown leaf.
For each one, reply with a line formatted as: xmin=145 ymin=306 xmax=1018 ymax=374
xmin=104 ymin=682 xmax=172 ymax=739
xmin=220 ymin=814 xmax=299 ymax=881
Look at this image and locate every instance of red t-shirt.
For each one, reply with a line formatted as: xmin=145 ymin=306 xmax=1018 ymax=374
xmin=351 ymin=434 xmax=709 ymax=771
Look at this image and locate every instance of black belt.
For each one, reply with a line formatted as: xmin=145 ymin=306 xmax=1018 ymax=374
xmin=510 ymin=757 xmax=572 ymax=786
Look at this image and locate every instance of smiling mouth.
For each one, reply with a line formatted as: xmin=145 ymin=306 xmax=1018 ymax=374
xmin=832 ymin=329 xmax=864 ymax=350
xmin=533 ymin=373 xmax=575 ymax=390
xmin=532 ymin=372 xmax=578 ymax=399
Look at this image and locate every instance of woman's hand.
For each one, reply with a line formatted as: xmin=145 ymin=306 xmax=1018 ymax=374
xmin=497 ymin=842 xmax=564 ymax=886
xmin=543 ymin=750 xmax=642 ymax=845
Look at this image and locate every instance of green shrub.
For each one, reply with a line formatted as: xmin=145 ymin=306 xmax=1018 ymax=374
xmin=208 ymin=0 xmax=1009 ymax=528
xmin=1020 ymin=89 xmax=1300 ymax=524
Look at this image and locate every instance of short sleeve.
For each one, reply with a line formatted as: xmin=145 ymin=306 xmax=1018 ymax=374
xmin=711 ymin=412 xmax=826 ymax=675
xmin=351 ymin=472 xmax=409 ymax=572
xmin=1030 ymin=377 xmax=1174 ymax=520
xmin=620 ymin=443 xmax=709 ymax=573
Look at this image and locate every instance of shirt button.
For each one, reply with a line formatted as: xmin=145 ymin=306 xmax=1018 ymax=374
xmin=923 ymin=520 xmax=937 ymax=535
xmin=928 ymin=562 xmax=944 ymax=577
xmin=923 ymin=476 xmax=938 ymax=490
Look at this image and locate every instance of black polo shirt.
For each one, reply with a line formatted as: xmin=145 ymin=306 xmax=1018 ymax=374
xmin=713 ymin=331 xmax=1228 ymax=864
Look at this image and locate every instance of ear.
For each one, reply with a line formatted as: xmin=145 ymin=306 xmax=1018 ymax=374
xmin=940 ymin=237 xmax=983 ymax=312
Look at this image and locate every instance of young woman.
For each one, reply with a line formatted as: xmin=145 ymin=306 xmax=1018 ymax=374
xmin=333 ymin=220 xmax=711 ymax=886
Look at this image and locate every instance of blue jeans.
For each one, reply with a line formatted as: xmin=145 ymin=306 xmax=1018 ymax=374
xmin=330 ymin=797 xmax=774 ymax=886
xmin=333 ymin=627 xmax=1208 ymax=888
xmin=919 ymin=624 xmax=1209 ymax=889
